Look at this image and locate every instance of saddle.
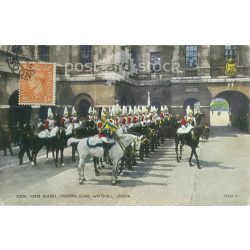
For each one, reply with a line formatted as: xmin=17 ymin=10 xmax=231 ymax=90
xmin=87 ymin=136 xmax=115 ymax=149
xmin=178 ymin=128 xmax=196 ymax=142
xmin=66 ymin=124 xmax=73 ymax=136
xmin=37 ymin=127 xmax=58 ymax=139
xmin=177 ymin=125 xmax=193 ymax=135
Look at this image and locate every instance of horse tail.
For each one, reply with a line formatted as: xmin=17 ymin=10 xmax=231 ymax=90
xmin=67 ymin=137 xmax=81 ymax=147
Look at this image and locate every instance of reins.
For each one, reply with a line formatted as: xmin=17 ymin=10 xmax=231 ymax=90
xmin=116 ymin=135 xmax=135 ymax=158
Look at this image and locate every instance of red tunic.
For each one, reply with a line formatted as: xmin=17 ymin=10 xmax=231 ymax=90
xmin=133 ymin=116 xmax=138 ymax=123
xmin=44 ymin=120 xmax=49 ymax=129
xmin=60 ymin=118 xmax=64 ymax=127
xmin=97 ymin=122 xmax=103 ymax=129
xmin=99 ymin=133 xmax=106 ymax=138
xmin=181 ymin=118 xmax=187 ymax=126
xmin=121 ymin=117 xmax=126 ymax=125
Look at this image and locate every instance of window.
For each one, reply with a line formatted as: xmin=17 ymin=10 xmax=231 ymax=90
xmin=150 ymin=52 xmax=161 ymax=72
xmin=131 ymin=46 xmax=137 ymax=62
xmin=80 ymin=45 xmax=92 ymax=64
xmin=185 ymin=45 xmax=198 ymax=68
xmin=225 ymin=45 xmax=237 ymax=61
xmin=12 ymin=45 xmax=22 ymax=54
xmin=38 ymin=45 xmax=49 ymax=61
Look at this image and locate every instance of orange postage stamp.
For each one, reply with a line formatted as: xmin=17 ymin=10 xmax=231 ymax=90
xmin=19 ymin=63 xmax=56 ymax=105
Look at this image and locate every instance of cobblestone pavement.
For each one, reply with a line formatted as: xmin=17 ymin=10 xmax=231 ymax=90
xmin=0 ymin=126 xmax=249 ymax=205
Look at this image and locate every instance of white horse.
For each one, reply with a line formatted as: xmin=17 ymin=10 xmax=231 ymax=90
xmin=67 ymin=134 xmax=137 ymax=185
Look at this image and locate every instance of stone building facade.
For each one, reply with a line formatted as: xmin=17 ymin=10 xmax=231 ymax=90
xmin=0 ymin=45 xmax=250 ymax=132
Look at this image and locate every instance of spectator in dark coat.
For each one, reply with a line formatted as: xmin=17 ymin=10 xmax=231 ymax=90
xmin=1 ymin=124 xmax=13 ymax=156
xmin=18 ymin=124 xmax=32 ymax=165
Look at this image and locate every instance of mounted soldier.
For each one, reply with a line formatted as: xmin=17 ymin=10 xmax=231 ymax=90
xmin=99 ymin=118 xmax=118 ymax=160
xmin=37 ymin=118 xmax=45 ymax=132
xmin=60 ymin=107 xmax=70 ymax=128
xmin=186 ymin=106 xmax=196 ymax=126
xmin=71 ymin=107 xmax=80 ymax=129
xmin=45 ymin=108 xmax=56 ymax=131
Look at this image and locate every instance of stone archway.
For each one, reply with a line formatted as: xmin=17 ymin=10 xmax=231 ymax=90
xmin=151 ymin=99 xmax=162 ymax=111
xmin=183 ymin=97 xmax=199 ymax=114
xmin=120 ymin=96 xmax=127 ymax=106
xmin=8 ymin=90 xmax=31 ymax=125
xmin=213 ymin=90 xmax=249 ymax=132
xmin=130 ymin=97 xmax=136 ymax=108
xmin=73 ymin=93 xmax=94 ymax=119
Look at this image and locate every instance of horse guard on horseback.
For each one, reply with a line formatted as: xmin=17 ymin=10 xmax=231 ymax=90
xmin=175 ymin=105 xmax=208 ymax=169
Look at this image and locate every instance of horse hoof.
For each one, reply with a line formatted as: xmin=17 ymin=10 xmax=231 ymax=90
xmin=198 ymin=166 xmax=202 ymax=169
xmin=111 ymin=180 xmax=116 ymax=185
xmin=31 ymin=162 xmax=34 ymax=167
xmin=95 ymin=171 xmax=100 ymax=176
xmin=79 ymin=178 xmax=86 ymax=184
xmin=62 ymin=163 xmax=65 ymax=167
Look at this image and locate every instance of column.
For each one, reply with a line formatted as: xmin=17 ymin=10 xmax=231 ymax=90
xmin=198 ymin=45 xmax=210 ymax=76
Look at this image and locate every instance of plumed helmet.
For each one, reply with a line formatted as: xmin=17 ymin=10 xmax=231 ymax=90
xmin=48 ymin=108 xmax=53 ymax=119
xmin=88 ymin=106 xmax=93 ymax=115
xmin=63 ymin=107 xmax=68 ymax=117
xmin=189 ymin=109 xmax=193 ymax=115
xmin=72 ymin=106 xmax=77 ymax=116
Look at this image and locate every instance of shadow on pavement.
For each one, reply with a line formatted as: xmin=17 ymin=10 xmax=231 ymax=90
xmin=210 ymin=126 xmax=248 ymax=138
xmin=198 ymin=160 xmax=234 ymax=170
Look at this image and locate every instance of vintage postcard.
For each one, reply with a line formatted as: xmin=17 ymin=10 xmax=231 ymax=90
xmin=0 ymin=45 xmax=250 ymax=205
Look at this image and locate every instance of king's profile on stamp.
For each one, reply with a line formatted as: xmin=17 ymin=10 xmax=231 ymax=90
xmin=19 ymin=63 xmax=56 ymax=105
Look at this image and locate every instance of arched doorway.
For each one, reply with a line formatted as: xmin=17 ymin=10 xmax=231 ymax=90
xmin=78 ymin=99 xmax=91 ymax=118
xmin=151 ymin=99 xmax=161 ymax=111
xmin=8 ymin=90 xmax=31 ymax=125
xmin=130 ymin=97 xmax=136 ymax=108
xmin=73 ymin=93 xmax=94 ymax=119
xmin=183 ymin=98 xmax=199 ymax=114
xmin=210 ymin=98 xmax=230 ymax=126
xmin=212 ymin=91 xmax=249 ymax=132
xmin=121 ymin=96 xmax=127 ymax=106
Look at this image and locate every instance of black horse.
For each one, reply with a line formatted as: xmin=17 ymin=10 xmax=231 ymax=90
xmin=194 ymin=112 xmax=210 ymax=140
xmin=202 ymin=123 xmax=210 ymax=140
xmin=31 ymin=127 xmax=68 ymax=167
xmin=175 ymin=125 xmax=205 ymax=169
xmin=54 ymin=128 xmax=68 ymax=167
xmin=194 ymin=112 xmax=205 ymax=126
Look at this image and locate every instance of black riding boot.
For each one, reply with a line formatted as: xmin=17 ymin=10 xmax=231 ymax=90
xmin=19 ymin=158 xmax=23 ymax=165
xmin=103 ymin=142 xmax=109 ymax=163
